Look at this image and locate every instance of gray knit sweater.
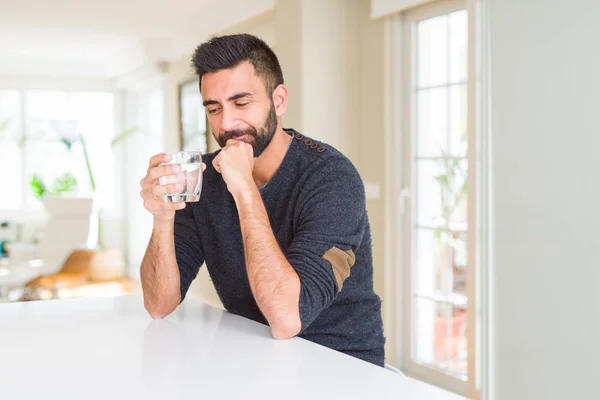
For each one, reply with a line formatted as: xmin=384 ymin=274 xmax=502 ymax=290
xmin=174 ymin=128 xmax=385 ymax=366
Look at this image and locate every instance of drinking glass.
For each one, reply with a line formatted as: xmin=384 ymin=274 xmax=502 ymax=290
xmin=158 ymin=151 xmax=202 ymax=202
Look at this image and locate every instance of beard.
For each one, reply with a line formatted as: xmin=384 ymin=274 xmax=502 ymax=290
xmin=215 ymin=102 xmax=278 ymax=158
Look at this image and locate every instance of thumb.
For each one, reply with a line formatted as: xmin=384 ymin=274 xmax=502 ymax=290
xmin=212 ymin=156 xmax=221 ymax=174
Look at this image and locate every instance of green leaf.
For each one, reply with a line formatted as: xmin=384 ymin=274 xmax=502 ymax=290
xmin=434 ymin=174 xmax=450 ymax=190
xmin=110 ymin=127 xmax=140 ymax=150
xmin=79 ymin=135 xmax=96 ymax=192
xmin=59 ymin=137 xmax=73 ymax=150
xmin=50 ymin=173 xmax=78 ymax=194
xmin=30 ymin=174 xmax=47 ymax=200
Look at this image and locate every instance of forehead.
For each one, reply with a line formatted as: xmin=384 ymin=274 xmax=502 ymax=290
xmin=201 ymin=61 xmax=265 ymax=99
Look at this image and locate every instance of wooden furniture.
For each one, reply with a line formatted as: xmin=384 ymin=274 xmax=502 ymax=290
xmin=26 ymin=249 xmax=95 ymax=294
xmin=24 ymin=248 xmax=129 ymax=300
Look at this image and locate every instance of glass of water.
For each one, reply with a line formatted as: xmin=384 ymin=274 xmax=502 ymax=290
xmin=158 ymin=151 xmax=202 ymax=202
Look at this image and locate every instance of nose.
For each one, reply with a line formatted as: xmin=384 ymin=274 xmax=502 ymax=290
xmin=220 ymin=106 xmax=240 ymax=132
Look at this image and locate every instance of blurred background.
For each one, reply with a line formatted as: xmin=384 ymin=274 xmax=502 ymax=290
xmin=0 ymin=0 xmax=598 ymax=399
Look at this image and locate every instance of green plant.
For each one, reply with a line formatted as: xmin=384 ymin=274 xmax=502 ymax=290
xmin=77 ymin=135 xmax=96 ymax=192
xmin=432 ymin=147 xmax=468 ymax=265
xmin=0 ymin=118 xmax=10 ymax=141
xmin=51 ymin=172 xmax=78 ymax=194
xmin=30 ymin=173 xmax=78 ymax=199
xmin=110 ymin=127 xmax=139 ymax=150
xmin=30 ymin=174 xmax=47 ymax=200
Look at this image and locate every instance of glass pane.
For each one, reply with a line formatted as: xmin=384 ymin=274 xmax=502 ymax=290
xmin=411 ymin=7 xmax=469 ymax=383
xmin=415 ymin=228 xmax=450 ymax=295
xmin=0 ymin=91 xmax=22 ymax=211
xmin=23 ymin=140 xmax=74 ymax=210
xmin=180 ymin=80 xmax=207 ymax=154
xmin=449 ymin=10 xmax=468 ymax=83
xmin=411 ymin=297 xmax=451 ymax=366
xmin=422 ymin=157 xmax=467 ymax=232
xmin=0 ymin=144 xmax=23 ymax=210
xmin=417 ymin=87 xmax=448 ymax=157
xmin=0 ymin=90 xmax=22 ymax=142
xmin=449 ymin=85 xmax=467 ymax=157
xmin=450 ymin=232 xmax=467 ymax=296
xmin=447 ymin=158 xmax=468 ymax=230
xmin=23 ymin=91 xmax=116 ymax=210
xmin=413 ymin=299 xmax=467 ymax=379
xmin=416 ymin=158 xmax=467 ymax=231
xmin=417 ymin=15 xmax=448 ymax=87
xmin=148 ymin=89 xmax=164 ymax=139
xmin=415 ymin=160 xmax=443 ymax=227
xmin=69 ymin=92 xmax=116 ymax=209
xmin=26 ymin=91 xmax=69 ymax=140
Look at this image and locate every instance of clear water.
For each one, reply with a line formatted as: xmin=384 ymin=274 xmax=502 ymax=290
xmin=160 ymin=163 xmax=202 ymax=203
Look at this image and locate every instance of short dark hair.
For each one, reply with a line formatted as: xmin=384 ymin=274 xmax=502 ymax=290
xmin=191 ymin=34 xmax=284 ymax=95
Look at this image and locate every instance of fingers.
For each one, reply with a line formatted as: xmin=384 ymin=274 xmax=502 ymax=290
xmin=149 ymin=164 xmax=180 ymax=182
xmin=149 ymin=153 xmax=171 ymax=168
xmin=152 ymin=183 xmax=184 ymax=197
xmin=141 ymin=164 xmax=181 ymax=188
xmin=143 ymin=197 xmax=186 ymax=212
xmin=161 ymin=201 xmax=186 ymax=211
xmin=213 ymin=154 xmax=221 ymax=174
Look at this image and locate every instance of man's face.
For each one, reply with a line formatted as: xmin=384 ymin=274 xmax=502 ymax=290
xmin=201 ymin=61 xmax=278 ymax=157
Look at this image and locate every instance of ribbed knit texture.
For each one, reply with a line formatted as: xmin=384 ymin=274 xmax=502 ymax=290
xmin=174 ymin=129 xmax=385 ymax=366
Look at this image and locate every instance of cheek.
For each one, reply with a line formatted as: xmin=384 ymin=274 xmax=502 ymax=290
xmin=207 ymin=115 xmax=220 ymax=131
xmin=248 ymin=108 xmax=269 ymax=126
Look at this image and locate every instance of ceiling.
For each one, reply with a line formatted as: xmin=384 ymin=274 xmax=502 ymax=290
xmin=0 ymin=0 xmax=274 ymax=78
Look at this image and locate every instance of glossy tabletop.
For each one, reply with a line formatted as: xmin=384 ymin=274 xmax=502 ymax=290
xmin=0 ymin=295 xmax=465 ymax=400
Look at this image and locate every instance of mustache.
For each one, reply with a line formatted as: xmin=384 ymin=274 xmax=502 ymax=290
xmin=220 ymin=128 xmax=257 ymax=142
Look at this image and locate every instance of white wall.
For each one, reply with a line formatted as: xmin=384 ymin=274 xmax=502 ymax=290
xmin=276 ymin=0 xmax=361 ymax=163
xmin=490 ymin=0 xmax=600 ymax=398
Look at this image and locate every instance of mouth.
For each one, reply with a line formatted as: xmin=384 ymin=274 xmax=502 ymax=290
xmin=232 ymin=135 xmax=248 ymax=141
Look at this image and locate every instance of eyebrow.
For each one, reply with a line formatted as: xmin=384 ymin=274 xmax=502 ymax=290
xmin=202 ymin=92 xmax=254 ymax=107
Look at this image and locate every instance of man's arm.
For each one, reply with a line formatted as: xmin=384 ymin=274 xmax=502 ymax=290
xmin=233 ymin=185 xmax=302 ymax=339
xmin=139 ymin=153 xmax=205 ymax=319
xmin=140 ymin=220 xmax=182 ymax=318
xmin=213 ymin=139 xmax=364 ymax=339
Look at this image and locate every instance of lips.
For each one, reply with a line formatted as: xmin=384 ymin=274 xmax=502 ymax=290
xmin=232 ymin=135 xmax=247 ymax=141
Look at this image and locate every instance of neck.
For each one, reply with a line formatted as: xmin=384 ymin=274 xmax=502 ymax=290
xmin=252 ymin=127 xmax=292 ymax=187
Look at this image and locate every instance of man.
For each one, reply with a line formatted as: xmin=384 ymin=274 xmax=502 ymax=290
xmin=139 ymin=34 xmax=385 ymax=366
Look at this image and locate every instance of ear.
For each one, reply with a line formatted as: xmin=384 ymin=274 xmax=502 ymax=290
xmin=272 ymin=84 xmax=288 ymax=117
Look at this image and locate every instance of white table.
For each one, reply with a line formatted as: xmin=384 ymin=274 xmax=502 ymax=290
xmin=0 ymin=295 xmax=465 ymax=400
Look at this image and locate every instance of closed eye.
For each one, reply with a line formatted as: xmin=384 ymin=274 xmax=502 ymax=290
xmin=207 ymin=107 xmax=221 ymax=115
xmin=236 ymin=102 xmax=250 ymax=108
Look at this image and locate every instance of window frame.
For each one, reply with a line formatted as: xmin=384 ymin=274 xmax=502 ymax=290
xmin=386 ymin=0 xmax=478 ymax=396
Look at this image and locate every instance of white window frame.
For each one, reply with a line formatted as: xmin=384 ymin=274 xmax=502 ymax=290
xmin=383 ymin=0 xmax=487 ymax=397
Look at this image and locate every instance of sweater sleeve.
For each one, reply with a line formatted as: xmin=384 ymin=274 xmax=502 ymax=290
xmin=173 ymin=204 xmax=204 ymax=302
xmin=286 ymin=158 xmax=367 ymax=331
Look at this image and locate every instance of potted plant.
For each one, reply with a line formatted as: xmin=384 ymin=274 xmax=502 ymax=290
xmin=431 ymin=146 xmax=468 ymax=365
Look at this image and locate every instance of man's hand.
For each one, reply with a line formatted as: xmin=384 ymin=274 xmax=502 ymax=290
xmin=213 ymin=139 xmax=255 ymax=196
xmin=140 ymin=153 xmax=206 ymax=221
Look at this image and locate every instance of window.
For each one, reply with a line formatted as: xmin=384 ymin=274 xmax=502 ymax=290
xmin=179 ymin=80 xmax=208 ymax=154
xmin=0 ymin=91 xmax=22 ymax=211
xmin=398 ymin=0 xmax=474 ymax=395
xmin=0 ymin=90 xmax=115 ymax=215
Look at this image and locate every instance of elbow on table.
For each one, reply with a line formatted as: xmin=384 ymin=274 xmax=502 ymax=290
xmin=144 ymin=299 xmax=177 ymax=319
xmin=270 ymin=318 xmax=302 ymax=340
